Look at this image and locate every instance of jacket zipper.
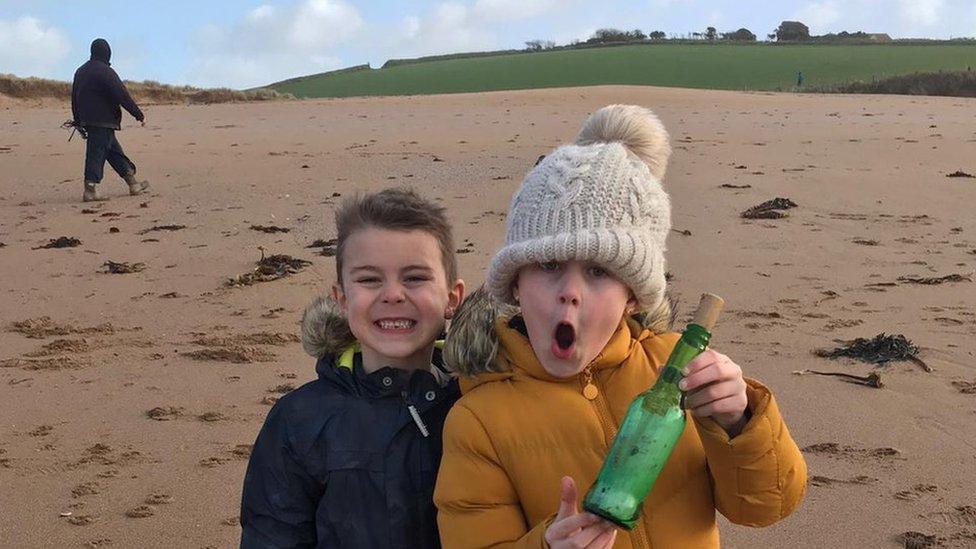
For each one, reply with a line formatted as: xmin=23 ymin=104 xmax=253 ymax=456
xmin=401 ymin=390 xmax=430 ymax=438
xmin=579 ymin=367 xmax=653 ymax=549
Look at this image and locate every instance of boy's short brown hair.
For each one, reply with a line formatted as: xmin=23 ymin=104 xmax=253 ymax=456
xmin=334 ymin=188 xmax=458 ymax=285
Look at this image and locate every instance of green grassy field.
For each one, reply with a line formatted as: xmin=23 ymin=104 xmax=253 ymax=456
xmin=268 ymin=43 xmax=976 ymax=98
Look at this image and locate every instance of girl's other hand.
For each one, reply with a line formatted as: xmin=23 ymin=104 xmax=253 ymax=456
xmin=544 ymin=476 xmax=618 ymax=548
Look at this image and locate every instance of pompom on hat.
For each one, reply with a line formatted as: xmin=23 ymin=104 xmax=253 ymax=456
xmin=486 ymin=104 xmax=673 ymax=312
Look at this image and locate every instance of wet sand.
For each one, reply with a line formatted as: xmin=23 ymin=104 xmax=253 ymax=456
xmin=1 ymin=86 xmax=974 ymax=548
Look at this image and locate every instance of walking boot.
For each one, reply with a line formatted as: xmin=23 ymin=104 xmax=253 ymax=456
xmin=83 ymin=181 xmax=109 ymax=202
xmin=123 ymin=172 xmax=150 ymax=196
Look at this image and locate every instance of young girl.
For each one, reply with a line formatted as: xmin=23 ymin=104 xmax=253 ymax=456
xmin=434 ymin=105 xmax=806 ymax=548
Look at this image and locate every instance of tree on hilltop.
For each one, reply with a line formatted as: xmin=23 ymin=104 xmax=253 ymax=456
xmin=775 ymin=21 xmax=810 ymax=41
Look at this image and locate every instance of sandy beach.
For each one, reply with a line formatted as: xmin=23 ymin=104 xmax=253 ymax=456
xmin=1 ymin=85 xmax=974 ymax=548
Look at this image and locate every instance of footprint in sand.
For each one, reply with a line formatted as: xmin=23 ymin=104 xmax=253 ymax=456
xmin=182 ymin=346 xmax=276 ymax=364
xmin=894 ymin=484 xmax=938 ymax=501
xmin=802 ymin=442 xmax=903 ymax=463
xmin=145 ymin=493 xmax=174 ymax=505
xmin=25 ymin=338 xmax=100 ymax=356
xmin=66 ymin=514 xmax=96 ymax=526
xmin=200 ymin=456 xmax=232 ymax=468
xmin=1 ymin=355 xmax=92 ymax=371
xmin=222 ymin=516 xmax=241 ymax=527
xmin=809 ymin=475 xmax=877 ymax=487
xmin=232 ymin=445 xmax=252 ymax=459
xmin=146 ymin=406 xmax=184 ymax=421
xmin=29 ymin=424 xmax=53 ymax=437
xmin=71 ymin=482 xmax=101 ymax=498
xmin=7 ymin=317 xmax=127 ymax=339
xmin=197 ymin=411 xmax=229 ymax=423
xmin=192 ymin=333 xmax=299 ymax=347
xmin=73 ymin=443 xmax=149 ymax=469
xmin=124 ymin=505 xmax=154 ymax=519
xmin=951 ymin=381 xmax=976 ymax=394
xmin=261 ymin=307 xmax=287 ymax=319
xmin=926 ymin=505 xmax=976 ymax=527
xmin=899 ymin=531 xmax=937 ymax=549
xmin=181 ymin=332 xmax=298 ymax=364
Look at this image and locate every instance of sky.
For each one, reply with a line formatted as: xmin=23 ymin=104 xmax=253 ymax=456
xmin=1 ymin=0 xmax=975 ymax=89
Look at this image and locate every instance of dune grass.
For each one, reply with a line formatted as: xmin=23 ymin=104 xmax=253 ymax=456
xmin=0 ymin=74 xmax=292 ymax=104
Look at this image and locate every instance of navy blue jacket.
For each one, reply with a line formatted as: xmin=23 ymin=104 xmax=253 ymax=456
xmin=71 ymin=39 xmax=143 ymax=129
xmin=240 ymin=349 xmax=460 ymax=548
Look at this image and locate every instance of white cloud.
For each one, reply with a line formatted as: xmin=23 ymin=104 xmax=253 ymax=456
xmin=290 ymin=0 xmax=362 ymax=50
xmin=707 ymin=9 xmax=722 ymax=26
xmin=401 ymin=15 xmax=422 ymax=41
xmin=189 ymin=53 xmax=342 ymax=89
xmin=188 ymin=0 xmax=361 ymax=88
xmin=794 ymin=1 xmax=841 ymax=33
xmin=472 ymin=0 xmax=566 ymax=21
xmin=648 ymin=0 xmax=692 ymax=8
xmin=247 ymin=5 xmax=276 ymax=22
xmin=0 ymin=16 xmax=70 ymax=78
xmin=897 ymin=0 xmax=944 ymax=26
xmin=394 ymin=2 xmax=498 ymax=58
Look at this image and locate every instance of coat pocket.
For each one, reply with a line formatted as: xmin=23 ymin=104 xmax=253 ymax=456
xmin=317 ymin=451 xmax=385 ymax=546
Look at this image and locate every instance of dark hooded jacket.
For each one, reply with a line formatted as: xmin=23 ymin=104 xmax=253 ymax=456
xmin=71 ymin=39 xmax=143 ymax=129
xmin=240 ymin=296 xmax=460 ymax=549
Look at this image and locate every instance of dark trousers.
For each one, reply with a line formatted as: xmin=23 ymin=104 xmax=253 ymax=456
xmin=84 ymin=127 xmax=136 ymax=184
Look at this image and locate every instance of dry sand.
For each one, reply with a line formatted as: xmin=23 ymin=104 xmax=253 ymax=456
xmin=1 ymin=86 xmax=974 ymax=548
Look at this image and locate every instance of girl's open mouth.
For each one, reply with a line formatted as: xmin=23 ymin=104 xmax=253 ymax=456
xmin=551 ymin=322 xmax=576 ymax=360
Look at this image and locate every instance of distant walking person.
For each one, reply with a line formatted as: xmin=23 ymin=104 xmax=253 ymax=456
xmin=71 ymin=38 xmax=149 ymax=202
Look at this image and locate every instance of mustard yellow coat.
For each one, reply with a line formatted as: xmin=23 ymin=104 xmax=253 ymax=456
xmin=434 ymin=317 xmax=806 ymax=548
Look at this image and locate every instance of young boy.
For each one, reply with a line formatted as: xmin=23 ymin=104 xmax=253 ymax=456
xmin=240 ymin=188 xmax=465 ymax=548
xmin=435 ymin=105 xmax=806 ymax=548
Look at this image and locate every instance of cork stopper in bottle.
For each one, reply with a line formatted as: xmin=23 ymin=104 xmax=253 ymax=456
xmin=691 ymin=293 xmax=724 ymax=332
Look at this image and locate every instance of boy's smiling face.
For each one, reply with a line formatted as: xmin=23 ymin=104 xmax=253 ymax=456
xmin=514 ymin=260 xmax=636 ymax=378
xmin=334 ymin=227 xmax=464 ymax=373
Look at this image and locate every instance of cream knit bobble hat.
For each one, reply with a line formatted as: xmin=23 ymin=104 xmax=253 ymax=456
xmin=486 ymin=104 xmax=673 ymax=312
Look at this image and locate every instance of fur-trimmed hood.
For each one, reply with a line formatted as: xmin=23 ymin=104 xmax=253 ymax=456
xmin=443 ymin=285 xmax=676 ymax=380
xmin=299 ymin=295 xmax=450 ymax=382
xmin=300 ymin=295 xmax=356 ymax=359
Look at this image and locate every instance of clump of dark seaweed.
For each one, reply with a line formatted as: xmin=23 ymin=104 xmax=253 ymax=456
xmin=33 ymin=236 xmax=81 ymax=249
xmin=741 ymin=197 xmax=798 ymax=219
xmin=138 ymin=225 xmax=186 ymax=235
xmin=898 ymin=273 xmax=971 ymax=285
xmin=250 ymin=225 xmax=291 ymax=234
xmin=815 ymin=333 xmax=929 ymax=371
xmin=226 ymin=248 xmax=311 ymax=287
xmin=103 ymin=260 xmax=146 ymax=274
xmin=946 ymin=170 xmax=974 ymax=178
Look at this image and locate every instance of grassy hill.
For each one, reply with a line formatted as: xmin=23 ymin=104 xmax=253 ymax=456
xmin=267 ymin=43 xmax=976 ymax=98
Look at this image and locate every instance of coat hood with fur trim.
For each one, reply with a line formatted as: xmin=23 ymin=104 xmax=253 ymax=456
xmin=300 ymin=295 xmax=356 ymax=360
xmin=442 ymin=285 xmax=677 ymax=385
xmin=300 ymin=294 xmax=451 ymax=384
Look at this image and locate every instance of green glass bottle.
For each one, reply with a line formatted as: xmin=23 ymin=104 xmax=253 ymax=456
xmin=582 ymin=293 xmax=724 ymax=529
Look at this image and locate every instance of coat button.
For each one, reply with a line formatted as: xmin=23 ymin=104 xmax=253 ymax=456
xmin=382 ymin=377 xmax=392 ymax=387
xmin=425 ymin=391 xmax=436 ymax=402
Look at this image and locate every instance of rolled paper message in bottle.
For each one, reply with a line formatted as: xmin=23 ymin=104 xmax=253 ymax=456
xmin=582 ymin=293 xmax=725 ymax=529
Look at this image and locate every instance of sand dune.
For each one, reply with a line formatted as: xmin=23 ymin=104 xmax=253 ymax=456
xmin=1 ymin=86 xmax=974 ymax=548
